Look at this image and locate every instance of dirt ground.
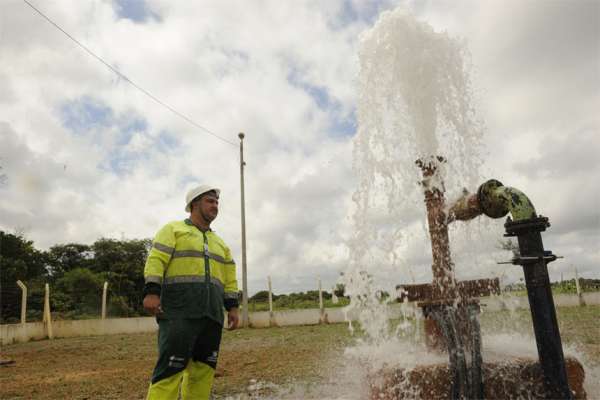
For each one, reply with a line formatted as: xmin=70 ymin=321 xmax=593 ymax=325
xmin=0 ymin=323 xmax=353 ymax=399
xmin=0 ymin=306 xmax=598 ymax=399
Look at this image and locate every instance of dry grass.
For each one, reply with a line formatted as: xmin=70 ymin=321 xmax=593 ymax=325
xmin=0 ymin=306 xmax=598 ymax=399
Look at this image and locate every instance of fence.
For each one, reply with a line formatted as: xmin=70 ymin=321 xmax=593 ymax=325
xmin=2 ymin=275 xmax=341 ymax=324
xmin=2 ymin=290 xmax=599 ymax=346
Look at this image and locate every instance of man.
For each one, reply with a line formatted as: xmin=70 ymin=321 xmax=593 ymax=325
xmin=143 ymin=185 xmax=239 ymax=399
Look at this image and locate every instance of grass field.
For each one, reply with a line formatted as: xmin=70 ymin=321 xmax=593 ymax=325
xmin=1 ymin=305 xmax=598 ymax=399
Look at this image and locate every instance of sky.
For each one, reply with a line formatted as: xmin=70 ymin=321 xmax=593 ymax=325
xmin=0 ymin=0 xmax=598 ymax=296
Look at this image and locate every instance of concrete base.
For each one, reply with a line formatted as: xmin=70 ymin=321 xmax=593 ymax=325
xmin=369 ymin=356 xmax=585 ymax=399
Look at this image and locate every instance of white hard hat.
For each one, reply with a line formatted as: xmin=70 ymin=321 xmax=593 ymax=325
xmin=185 ymin=185 xmax=220 ymax=212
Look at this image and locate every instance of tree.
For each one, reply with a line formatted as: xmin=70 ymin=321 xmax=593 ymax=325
xmin=91 ymin=238 xmax=151 ymax=315
xmin=250 ymin=290 xmax=270 ymax=302
xmin=334 ymin=283 xmax=345 ymax=297
xmin=0 ymin=231 xmax=48 ymax=322
xmin=53 ymin=268 xmax=104 ymax=316
xmin=46 ymin=243 xmax=93 ymax=280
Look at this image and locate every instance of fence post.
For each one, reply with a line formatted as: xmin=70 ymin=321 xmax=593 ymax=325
xmin=318 ymin=277 xmax=327 ymax=324
xmin=16 ymin=280 xmax=27 ymax=324
xmin=43 ymin=283 xmax=54 ymax=339
xmin=101 ymin=281 xmax=109 ymax=319
xmin=268 ymin=276 xmax=273 ymax=313
xmin=332 ymin=286 xmax=339 ymax=304
xmin=574 ymin=266 xmax=586 ymax=307
xmin=268 ymin=276 xmax=276 ymax=327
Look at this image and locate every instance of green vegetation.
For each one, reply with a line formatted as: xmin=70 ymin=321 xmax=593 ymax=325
xmin=248 ymin=289 xmax=350 ymax=311
xmin=0 ymin=231 xmax=347 ymax=322
xmin=1 ymin=231 xmax=150 ymax=323
xmin=1 ymin=231 xmax=598 ymax=323
xmin=504 ymin=278 xmax=600 ymax=296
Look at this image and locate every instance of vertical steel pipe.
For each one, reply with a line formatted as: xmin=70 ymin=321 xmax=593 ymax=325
xmin=505 ymin=217 xmax=572 ymax=399
xmin=239 ymin=132 xmax=249 ymax=328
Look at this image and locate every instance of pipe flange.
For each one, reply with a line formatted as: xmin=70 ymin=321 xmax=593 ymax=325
xmin=504 ymin=216 xmax=550 ymax=236
xmin=477 ymin=179 xmax=509 ymax=218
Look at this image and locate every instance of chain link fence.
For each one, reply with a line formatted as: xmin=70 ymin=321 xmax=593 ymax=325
xmin=0 ymin=279 xmax=146 ymax=324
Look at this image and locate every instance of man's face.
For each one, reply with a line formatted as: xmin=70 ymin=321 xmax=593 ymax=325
xmin=196 ymin=193 xmax=219 ymax=223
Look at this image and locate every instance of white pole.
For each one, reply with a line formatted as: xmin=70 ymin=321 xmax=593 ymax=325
xmin=239 ymin=132 xmax=249 ymax=328
xmin=101 ymin=281 xmax=108 ymax=319
xmin=16 ymin=280 xmax=27 ymax=324
xmin=318 ymin=277 xmax=325 ymax=323
xmin=318 ymin=277 xmax=323 ymax=310
xmin=268 ymin=276 xmax=273 ymax=313
xmin=43 ymin=283 xmax=53 ymax=339
xmin=574 ymin=266 xmax=585 ymax=306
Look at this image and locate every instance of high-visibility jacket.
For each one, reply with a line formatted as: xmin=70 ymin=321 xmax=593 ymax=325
xmin=144 ymin=219 xmax=238 ymax=324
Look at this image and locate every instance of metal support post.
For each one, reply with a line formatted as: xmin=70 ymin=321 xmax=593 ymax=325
xmin=268 ymin=275 xmax=273 ymax=313
xmin=318 ymin=277 xmax=326 ymax=323
xmin=239 ymin=132 xmax=249 ymax=328
xmin=574 ymin=266 xmax=585 ymax=306
xmin=505 ymin=216 xmax=572 ymax=399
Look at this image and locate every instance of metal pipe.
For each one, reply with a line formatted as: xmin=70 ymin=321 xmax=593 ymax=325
xmin=447 ymin=190 xmax=482 ymax=223
xmin=467 ymin=304 xmax=484 ymax=399
xmin=455 ymin=179 xmax=573 ymax=399
xmin=416 ymin=157 xmax=457 ymax=298
xmin=239 ymin=132 xmax=249 ymax=328
xmin=476 ymin=179 xmax=536 ymax=221
xmin=505 ymin=217 xmax=572 ymax=399
xmin=447 ymin=179 xmax=537 ymax=223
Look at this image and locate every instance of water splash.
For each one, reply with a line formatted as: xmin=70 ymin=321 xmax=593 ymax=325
xmin=221 ymin=6 xmax=599 ymax=399
xmin=345 ymin=6 xmax=484 ymax=342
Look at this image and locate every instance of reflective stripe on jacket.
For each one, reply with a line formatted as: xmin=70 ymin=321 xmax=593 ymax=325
xmin=144 ymin=219 xmax=238 ymax=324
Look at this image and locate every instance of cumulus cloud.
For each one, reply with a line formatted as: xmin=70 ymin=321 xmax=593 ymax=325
xmin=0 ymin=0 xmax=598 ymax=296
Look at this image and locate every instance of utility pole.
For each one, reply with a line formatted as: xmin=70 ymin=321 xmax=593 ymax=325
xmin=239 ymin=132 xmax=249 ymax=327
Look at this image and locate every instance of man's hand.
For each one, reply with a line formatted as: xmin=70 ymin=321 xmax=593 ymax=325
xmin=143 ymin=294 xmax=162 ymax=316
xmin=227 ymin=307 xmax=240 ymax=330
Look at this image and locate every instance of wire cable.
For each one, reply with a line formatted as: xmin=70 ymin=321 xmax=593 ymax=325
xmin=22 ymin=0 xmax=237 ymax=147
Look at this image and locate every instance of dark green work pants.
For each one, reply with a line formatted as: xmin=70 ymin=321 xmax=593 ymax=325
xmin=147 ymin=317 xmax=223 ymax=399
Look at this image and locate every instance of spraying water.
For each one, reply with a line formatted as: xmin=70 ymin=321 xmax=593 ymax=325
xmin=341 ymin=7 xmax=600 ymax=399
xmin=344 ymin=7 xmax=484 ymax=342
xmin=222 ymin=7 xmax=599 ymax=399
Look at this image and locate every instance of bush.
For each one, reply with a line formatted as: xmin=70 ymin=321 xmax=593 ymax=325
xmin=250 ymin=290 xmax=270 ymax=302
xmin=54 ymin=268 xmax=103 ymax=315
xmin=108 ymin=295 xmax=135 ymax=317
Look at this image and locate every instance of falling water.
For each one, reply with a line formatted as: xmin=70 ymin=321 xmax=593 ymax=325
xmin=344 ymin=6 xmax=484 ymax=342
xmin=340 ymin=6 xmax=600 ymax=399
xmin=222 ymin=7 xmax=599 ymax=399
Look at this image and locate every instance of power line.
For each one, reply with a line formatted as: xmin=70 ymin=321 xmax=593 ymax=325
xmin=22 ymin=0 xmax=237 ymax=147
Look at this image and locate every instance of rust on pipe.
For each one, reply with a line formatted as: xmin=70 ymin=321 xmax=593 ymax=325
xmin=397 ymin=278 xmax=500 ymax=303
xmin=447 ymin=192 xmax=482 ymax=223
xmin=415 ymin=157 xmax=457 ymax=299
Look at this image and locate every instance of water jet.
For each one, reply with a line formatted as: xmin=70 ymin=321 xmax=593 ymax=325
xmin=350 ymin=8 xmax=588 ymax=399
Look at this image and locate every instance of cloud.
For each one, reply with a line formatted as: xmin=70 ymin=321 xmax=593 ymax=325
xmin=0 ymin=0 xmax=598 ymax=296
